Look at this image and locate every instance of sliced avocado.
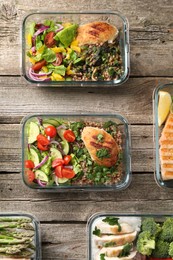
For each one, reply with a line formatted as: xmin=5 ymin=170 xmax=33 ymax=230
xmin=61 ymin=140 xmax=69 ymax=155
xmin=29 ymin=146 xmax=41 ymax=166
xmin=43 ymin=118 xmax=60 ymax=127
xmin=35 ymin=170 xmax=49 ymax=182
xmin=50 ymin=147 xmax=62 ymax=160
xmin=57 ymin=177 xmax=69 ymax=184
xmin=54 ymin=24 xmax=78 ymax=48
xmin=28 ymin=122 xmax=40 ymax=144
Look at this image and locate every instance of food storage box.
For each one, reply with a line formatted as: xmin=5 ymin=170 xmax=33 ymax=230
xmin=0 ymin=213 xmax=41 ymax=259
xmin=21 ymin=11 xmax=129 ymax=87
xmin=21 ymin=113 xmax=131 ymax=191
xmin=87 ymin=212 xmax=173 ymax=260
xmin=154 ymin=83 xmax=173 ymax=188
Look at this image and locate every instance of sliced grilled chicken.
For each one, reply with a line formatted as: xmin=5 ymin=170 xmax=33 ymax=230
xmin=95 ymin=220 xmax=135 ymax=235
xmin=94 ymin=231 xmax=137 ymax=248
xmin=95 ymin=250 xmax=137 ymax=260
xmin=98 ymin=245 xmax=127 ymax=257
xmin=81 ymin=126 xmax=119 ymax=167
xmin=159 ymin=113 xmax=173 ymax=180
xmin=76 ymin=21 xmax=118 ymax=45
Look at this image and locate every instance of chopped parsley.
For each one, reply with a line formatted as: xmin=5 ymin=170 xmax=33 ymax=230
xmin=96 ymin=148 xmax=110 ymax=159
xmin=97 ymin=134 xmax=104 ymax=142
xmin=100 ymin=254 xmax=106 ymax=260
xmin=118 ymin=243 xmax=132 ymax=257
xmin=103 ymin=120 xmax=117 ymax=129
xmin=86 ymin=165 xmax=117 ymax=184
xmin=104 ymin=241 xmax=116 ymax=247
xmin=93 ymin=226 xmax=101 ymax=237
xmin=102 ymin=217 xmax=121 ymax=231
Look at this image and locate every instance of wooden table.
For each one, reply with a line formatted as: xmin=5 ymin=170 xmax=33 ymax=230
xmin=1 ymin=0 xmax=173 ymax=259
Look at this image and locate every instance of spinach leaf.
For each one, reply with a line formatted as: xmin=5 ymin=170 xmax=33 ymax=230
xmin=93 ymin=226 xmax=101 ymax=237
xmin=118 ymin=243 xmax=132 ymax=257
xmin=102 ymin=217 xmax=121 ymax=231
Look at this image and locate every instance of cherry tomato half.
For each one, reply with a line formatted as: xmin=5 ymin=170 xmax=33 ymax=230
xmin=63 ymin=130 xmax=76 ymax=142
xmin=25 ymin=160 xmax=35 ymax=169
xmin=52 ymin=158 xmax=65 ymax=168
xmin=26 ymin=169 xmax=35 ymax=183
xmin=37 ymin=134 xmax=50 ymax=146
xmin=32 ymin=60 xmax=46 ymax=72
xmin=55 ymin=165 xmax=63 ymax=178
xmin=63 ymin=155 xmax=72 ymax=165
xmin=45 ymin=125 xmax=57 ymax=138
xmin=44 ymin=31 xmax=56 ymax=48
xmin=62 ymin=168 xmax=75 ymax=179
xmin=149 ymin=258 xmax=173 ymax=260
xmin=37 ymin=142 xmax=49 ymax=151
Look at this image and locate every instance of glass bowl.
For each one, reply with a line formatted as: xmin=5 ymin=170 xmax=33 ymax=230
xmin=21 ymin=11 xmax=129 ymax=87
xmin=87 ymin=212 xmax=173 ymax=260
xmin=21 ymin=113 xmax=131 ymax=191
xmin=154 ymin=83 xmax=173 ymax=188
xmin=0 ymin=212 xmax=41 ymax=259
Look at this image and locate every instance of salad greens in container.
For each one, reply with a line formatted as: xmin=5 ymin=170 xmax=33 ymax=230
xmin=21 ymin=11 xmax=129 ymax=86
xmin=21 ymin=113 xmax=131 ymax=191
xmin=154 ymin=83 xmax=173 ymax=188
xmin=0 ymin=213 xmax=41 ymax=259
xmin=87 ymin=212 xmax=173 ymax=260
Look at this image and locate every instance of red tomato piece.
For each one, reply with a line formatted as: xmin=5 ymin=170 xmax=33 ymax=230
xmin=55 ymin=165 xmax=63 ymax=178
xmin=25 ymin=160 xmax=35 ymax=169
xmin=26 ymin=169 xmax=35 ymax=183
xmin=62 ymin=168 xmax=75 ymax=179
xmin=45 ymin=125 xmax=57 ymax=138
xmin=37 ymin=142 xmax=49 ymax=151
xmin=63 ymin=130 xmax=76 ymax=142
xmin=44 ymin=31 xmax=56 ymax=47
xmin=149 ymin=258 xmax=173 ymax=260
xmin=32 ymin=60 xmax=47 ymax=72
xmin=37 ymin=134 xmax=50 ymax=146
xmin=63 ymin=155 xmax=72 ymax=165
xmin=52 ymin=158 xmax=65 ymax=168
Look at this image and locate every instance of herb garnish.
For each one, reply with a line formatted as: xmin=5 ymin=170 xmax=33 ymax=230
xmin=118 ymin=243 xmax=132 ymax=257
xmin=100 ymin=254 xmax=106 ymax=260
xmin=104 ymin=241 xmax=116 ymax=247
xmin=102 ymin=217 xmax=121 ymax=231
xmin=93 ymin=226 xmax=101 ymax=237
xmin=96 ymin=148 xmax=110 ymax=159
xmin=97 ymin=134 xmax=104 ymax=142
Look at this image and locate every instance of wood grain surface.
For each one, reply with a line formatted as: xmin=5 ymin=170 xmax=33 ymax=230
xmin=0 ymin=0 xmax=173 ymax=259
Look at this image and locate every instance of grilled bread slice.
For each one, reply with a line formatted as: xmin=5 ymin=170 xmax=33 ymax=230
xmin=81 ymin=126 xmax=119 ymax=167
xmin=76 ymin=21 xmax=118 ymax=45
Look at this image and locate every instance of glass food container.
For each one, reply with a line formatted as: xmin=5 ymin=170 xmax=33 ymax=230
xmin=21 ymin=113 xmax=131 ymax=191
xmin=154 ymin=83 xmax=173 ymax=188
xmin=87 ymin=212 xmax=173 ymax=260
xmin=0 ymin=212 xmax=41 ymax=259
xmin=21 ymin=11 xmax=129 ymax=87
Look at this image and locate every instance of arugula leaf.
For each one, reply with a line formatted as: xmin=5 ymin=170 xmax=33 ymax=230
xmin=96 ymin=148 xmax=110 ymax=159
xmin=42 ymin=48 xmax=56 ymax=62
xmin=93 ymin=226 xmax=101 ymax=237
xmin=54 ymin=65 xmax=66 ymax=76
xmin=118 ymin=243 xmax=132 ymax=257
xmin=100 ymin=253 xmax=106 ymax=260
xmin=102 ymin=217 xmax=121 ymax=231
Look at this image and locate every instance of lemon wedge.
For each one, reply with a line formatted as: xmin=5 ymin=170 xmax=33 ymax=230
xmin=158 ymin=91 xmax=172 ymax=126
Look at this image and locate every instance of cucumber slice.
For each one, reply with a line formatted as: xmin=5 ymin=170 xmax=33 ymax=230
xmin=57 ymin=177 xmax=69 ymax=184
xmin=28 ymin=122 xmax=40 ymax=144
xmin=29 ymin=146 xmax=41 ymax=166
xmin=43 ymin=118 xmax=60 ymax=127
xmin=50 ymin=147 xmax=62 ymax=160
xmin=35 ymin=170 xmax=49 ymax=182
xmin=43 ymin=123 xmax=54 ymax=128
xmin=57 ymin=128 xmax=66 ymax=141
xmin=61 ymin=140 xmax=69 ymax=155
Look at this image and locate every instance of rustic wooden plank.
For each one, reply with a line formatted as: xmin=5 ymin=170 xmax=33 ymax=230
xmin=0 ymin=124 xmax=154 ymax=172
xmin=0 ymin=1 xmax=173 ymax=76
xmin=1 ymin=77 xmax=172 ymax=125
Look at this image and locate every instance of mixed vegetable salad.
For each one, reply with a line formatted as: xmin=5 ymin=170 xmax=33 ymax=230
xmin=91 ymin=215 xmax=173 ymax=260
xmin=23 ymin=117 xmax=123 ymax=188
xmin=26 ymin=19 xmax=123 ymax=82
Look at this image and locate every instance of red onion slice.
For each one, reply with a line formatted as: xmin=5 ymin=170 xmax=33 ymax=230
xmin=37 ymin=117 xmax=43 ymax=126
xmin=29 ymin=68 xmax=51 ymax=82
xmin=37 ymin=179 xmax=47 ymax=187
xmin=34 ymin=155 xmax=49 ymax=170
xmin=30 ymin=68 xmax=52 ymax=77
xmin=55 ymin=24 xmax=63 ymax=33
xmin=50 ymin=140 xmax=60 ymax=145
xmin=54 ymin=175 xmax=59 ymax=186
xmin=56 ymin=125 xmax=66 ymax=131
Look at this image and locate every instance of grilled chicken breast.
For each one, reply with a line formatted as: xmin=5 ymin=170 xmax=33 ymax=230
xmin=94 ymin=231 xmax=137 ymax=248
xmin=95 ymin=220 xmax=135 ymax=235
xmin=98 ymin=245 xmax=128 ymax=257
xmin=81 ymin=126 xmax=119 ymax=167
xmin=95 ymin=250 xmax=137 ymax=260
xmin=159 ymin=113 xmax=173 ymax=180
xmin=76 ymin=21 xmax=118 ymax=45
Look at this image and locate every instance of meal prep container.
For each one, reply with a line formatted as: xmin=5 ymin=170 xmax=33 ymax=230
xmin=21 ymin=113 xmax=131 ymax=192
xmin=154 ymin=83 xmax=173 ymax=188
xmin=87 ymin=212 xmax=173 ymax=260
xmin=21 ymin=11 xmax=129 ymax=87
xmin=0 ymin=212 xmax=41 ymax=259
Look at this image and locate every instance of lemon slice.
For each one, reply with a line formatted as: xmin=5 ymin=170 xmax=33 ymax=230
xmin=158 ymin=91 xmax=172 ymax=126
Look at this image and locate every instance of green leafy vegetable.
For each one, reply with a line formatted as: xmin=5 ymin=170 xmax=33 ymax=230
xmin=42 ymin=48 xmax=56 ymax=62
xmin=118 ymin=243 xmax=132 ymax=257
xmin=104 ymin=241 xmax=116 ymax=247
xmin=97 ymin=134 xmax=104 ymax=142
xmin=54 ymin=24 xmax=78 ymax=48
xmin=54 ymin=65 xmax=66 ymax=76
xmin=102 ymin=217 xmax=121 ymax=231
xmin=100 ymin=254 xmax=105 ymax=260
xmin=29 ymin=22 xmax=35 ymax=36
xmin=35 ymin=35 xmax=43 ymax=50
xmin=93 ymin=226 xmax=101 ymax=237
xmin=96 ymin=148 xmax=110 ymax=159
